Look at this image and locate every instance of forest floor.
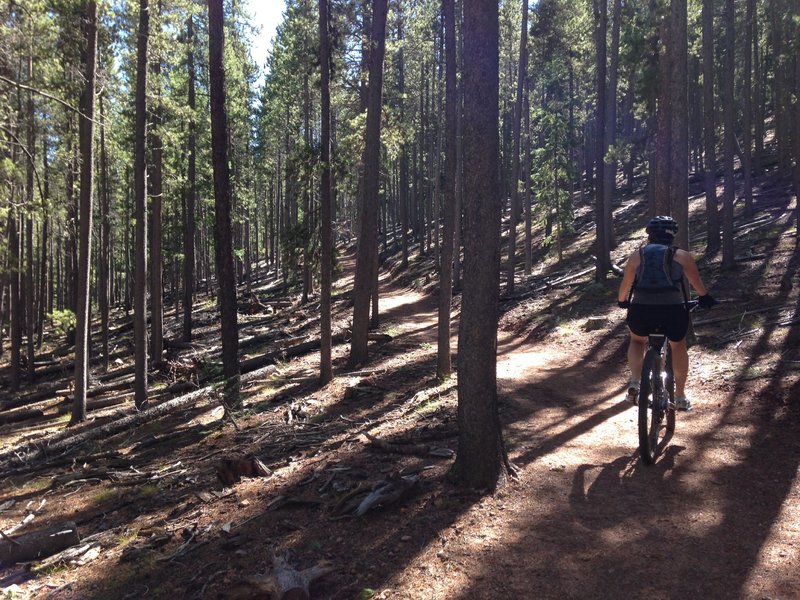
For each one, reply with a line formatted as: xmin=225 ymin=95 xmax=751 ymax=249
xmin=1 ymin=174 xmax=799 ymax=600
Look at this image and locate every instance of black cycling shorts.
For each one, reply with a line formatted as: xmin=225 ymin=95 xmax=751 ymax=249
xmin=626 ymin=304 xmax=689 ymax=341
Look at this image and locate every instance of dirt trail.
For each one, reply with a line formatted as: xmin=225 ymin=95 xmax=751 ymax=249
xmin=372 ymin=269 xmax=800 ymax=600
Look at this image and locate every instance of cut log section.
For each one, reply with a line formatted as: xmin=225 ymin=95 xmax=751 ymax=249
xmin=0 ymin=522 xmax=80 ymax=565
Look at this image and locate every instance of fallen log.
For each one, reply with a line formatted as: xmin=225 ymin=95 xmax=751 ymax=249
xmin=0 ymin=408 xmax=45 ymax=426
xmin=364 ymin=432 xmax=454 ymax=458
xmin=0 ymin=522 xmax=80 ymax=565
xmin=0 ymin=386 xmax=215 ymax=471
xmin=96 ymin=364 xmax=136 ymax=382
xmin=163 ymin=338 xmax=204 ymax=351
xmin=239 ymin=332 xmax=348 ymax=374
xmin=238 ymin=330 xmax=391 ymax=374
xmin=1 ymin=384 xmax=68 ymax=411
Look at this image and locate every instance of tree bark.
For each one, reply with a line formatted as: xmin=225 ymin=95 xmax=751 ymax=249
xmin=0 ymin=522 xmax=80 ymax=565
xmin=37 ymin=135 xmax=49 ymax=350
xmin=209 ymin=0 xmax=241 ymax=404
xmin=742 ymin=0 xmax=754 ymax=217
xmin=654 ymin=11 xmax=672 ymax=217
xmin=721 ymin=0 xmax=736 ymax=268
xmin=603 ymin=0 xmax=621 ymax=251
xmin=702 ymin=0 xmax=720 ymax=251
xmin=437 ymin=0 xmax=458 ymax=380
xmin=397 ymin=6 xmax=409 ymax=270
xmin=669 ymin=0 xmax=689 ymax=250
xmin=99 ymin=93 xmax=110 ymax=371
xmin=183 ymin=16 xmax=197 ymax=342
xmin=71 ymin=1 xmax=97 ymax=423
xmin=349 ymin=0 xmax=388 ymax=368
xmin=7 ymin=212 xmax=21 ymax=392
xmin=593 ymin=0 xmax=609 ymax=281
xmin=25 ymin=51 xmax=35 ymax=382
xmin=506 ymin=0 xmax=528 ymax=295
xmin=319 ymin=0 xmax=333 ymax=384
xmin=149 ymin=1 xmax=164 ymax=367
xmin=450 ymin=0 xmax=508 ymax=490
xmin=133 ymin=0 xmax=149 ymax=410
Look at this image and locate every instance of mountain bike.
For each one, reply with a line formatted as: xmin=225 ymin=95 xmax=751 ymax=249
xmin=638 ymin=300 xmax=699 ymax=465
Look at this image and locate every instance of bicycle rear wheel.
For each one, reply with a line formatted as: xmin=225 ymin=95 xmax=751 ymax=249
xmin=638 ymin=349 xmax=665 ymax=465
xmin=665 ymin=347 xmax=676 ymax=433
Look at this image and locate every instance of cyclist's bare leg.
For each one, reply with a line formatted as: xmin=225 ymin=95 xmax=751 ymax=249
xmin=628 ymin=331 xmax=647 ymax=381
xmin=669 ymin=337 xmax=688 ymax=397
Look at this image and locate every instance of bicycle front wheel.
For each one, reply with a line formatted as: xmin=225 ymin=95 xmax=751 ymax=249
xmin=638 ymin=349 xmax=665 ymax=465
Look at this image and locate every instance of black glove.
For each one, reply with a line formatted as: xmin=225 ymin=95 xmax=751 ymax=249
xmin=698 ymin=294 xmax=718 ymax=309
xmin=618 ymin=300 xmax=629 ymax=309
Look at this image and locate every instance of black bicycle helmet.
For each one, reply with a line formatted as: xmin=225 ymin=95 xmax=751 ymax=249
xmin=646 ymin=215 xmax=679 ymax=239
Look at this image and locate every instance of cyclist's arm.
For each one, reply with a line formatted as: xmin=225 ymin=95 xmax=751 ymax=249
xmin=617 ymin=251 xmax=639 ymax=303
xmin=675 ymin=250 xmax=708 ymax=296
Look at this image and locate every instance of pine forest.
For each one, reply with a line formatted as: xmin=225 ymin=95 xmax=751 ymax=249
xmin=0 ymin=0 xmax=799 ymax=598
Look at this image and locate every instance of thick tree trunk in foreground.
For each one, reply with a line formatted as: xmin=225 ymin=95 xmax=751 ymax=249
xmin=349 ymin=0 xmax=388 ymax=368
xmin=209 ymin=0 xmax=241 ymax=404
xmin=450 ymin=0 xmax=508 ymax=490
xmin=72 ymin=1 xmax=97 ymax=423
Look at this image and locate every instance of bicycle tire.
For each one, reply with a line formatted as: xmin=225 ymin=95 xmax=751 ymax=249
xmin=665 ymin=347 xmax=676 ymax=433
xmin=638 ymin=349 xmax=665 ymax=465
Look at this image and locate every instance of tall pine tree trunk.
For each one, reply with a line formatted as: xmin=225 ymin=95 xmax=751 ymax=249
xmin=183 ymin=16 xmax=196 ymax=342
xmin=603 ymin=0 xmax=621 ymax=251
xmin=133 ymin=0 xmax=150 ymax=410
xmin=37 ymin=134 xmax=50 ymax=349
xmin=349 ymin=0 xmax=388 ymax=368
xmin=669 ymin=0 xmax=689 ymax=250
xmin=149 ymin=4 xmax=164 ymax=367
xmin=24 ymin=51 xmax=35 ymax=382
xmin=99 ymin=93 xmax=110 ymax=371
xmin=506 ymin=0 xmax=528 ymax=294
xmin=702 ymin=0 xmax=720 ymax=251
xmin=319 ymin=0 xmax=333 ymax=384
xmin=742 ymin=0 xmax=754 ymax=217
xmin=654 ymin=12 xmax=672 ymax=217
xmin=437 ymin=0 xmax=457 ymax=380
xmin=721 ymin=0 xmax=736 ymax=268
xmin=8 ymin=211 xmax=21 ymax=392
xmin=72 ymin=0 xmax=97 ymax=423
xmin=451 ymin=0 xmax=509 ymax=490
xmin=593 ymin=0 xmax=609 ymax=281
xmin=209 ymin=0 xmax=241 ymax=404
